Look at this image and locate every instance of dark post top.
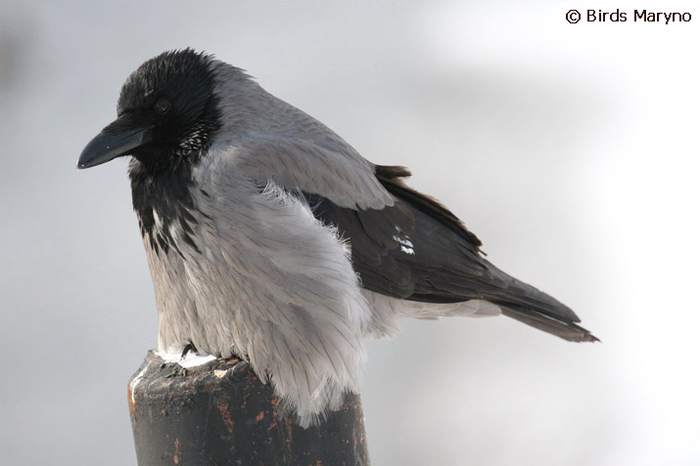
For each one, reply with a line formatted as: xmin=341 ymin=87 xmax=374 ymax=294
xmin=128 ymin=351 xmax=370 ymax=466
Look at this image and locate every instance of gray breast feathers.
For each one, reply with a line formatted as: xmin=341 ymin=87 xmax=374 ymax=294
xmin=147 ymin=157 xmax=373 ymax=427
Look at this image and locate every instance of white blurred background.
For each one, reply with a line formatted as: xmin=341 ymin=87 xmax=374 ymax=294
xmin=1 ymin=1 xmax=698 ymax=464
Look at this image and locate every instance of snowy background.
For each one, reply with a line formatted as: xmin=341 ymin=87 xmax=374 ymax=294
xmin=1 ymin=0 xmax=698 ymax=464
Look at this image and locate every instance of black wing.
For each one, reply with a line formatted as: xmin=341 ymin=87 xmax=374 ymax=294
xmin=303 ymin=165 xmax=597 ymax=342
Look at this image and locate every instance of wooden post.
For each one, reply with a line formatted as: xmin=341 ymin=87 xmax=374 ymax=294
xmin=127 ymin=351 xmax=370 ymax=465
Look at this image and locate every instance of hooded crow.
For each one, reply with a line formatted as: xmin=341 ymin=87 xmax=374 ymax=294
xmin=79 ymin=49 xmax=596 ymax=427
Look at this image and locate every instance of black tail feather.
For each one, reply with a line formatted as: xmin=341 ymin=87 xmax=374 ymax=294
xmin=500 ymin=303 xmax=599 ymax=342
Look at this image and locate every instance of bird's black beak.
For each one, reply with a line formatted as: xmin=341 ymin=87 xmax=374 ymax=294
xmin=77 ymin=115 xmax=154 ymax=169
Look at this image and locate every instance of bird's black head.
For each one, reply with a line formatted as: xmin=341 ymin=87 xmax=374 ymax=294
xmin=78 ymin=49 xmax=222 ymax=174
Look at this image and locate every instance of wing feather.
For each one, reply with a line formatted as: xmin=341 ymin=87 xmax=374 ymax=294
xmin=234 ymin=137 xmax=393 ymax=210
xmin=303 ymin=165 xmax=597 ymax=342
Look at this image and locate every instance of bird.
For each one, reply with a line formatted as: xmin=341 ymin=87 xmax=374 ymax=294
xmin=78 ymin=48 xmax=597 ymax=427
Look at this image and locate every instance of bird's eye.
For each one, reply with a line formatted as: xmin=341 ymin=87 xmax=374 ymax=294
xmin=154 ymin=99 xmax=171 ymax=115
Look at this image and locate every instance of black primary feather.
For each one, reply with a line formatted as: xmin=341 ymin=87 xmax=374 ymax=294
xmin=304 ymin=165 xmax=598 ymax=342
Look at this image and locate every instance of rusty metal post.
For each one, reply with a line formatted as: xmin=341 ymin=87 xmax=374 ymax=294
xmin=128 ymin=351 xmax=370 ymax=465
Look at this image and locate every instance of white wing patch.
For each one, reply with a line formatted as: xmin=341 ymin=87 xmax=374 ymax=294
xmin=393 ymin=226 xmax=415 ymax=255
